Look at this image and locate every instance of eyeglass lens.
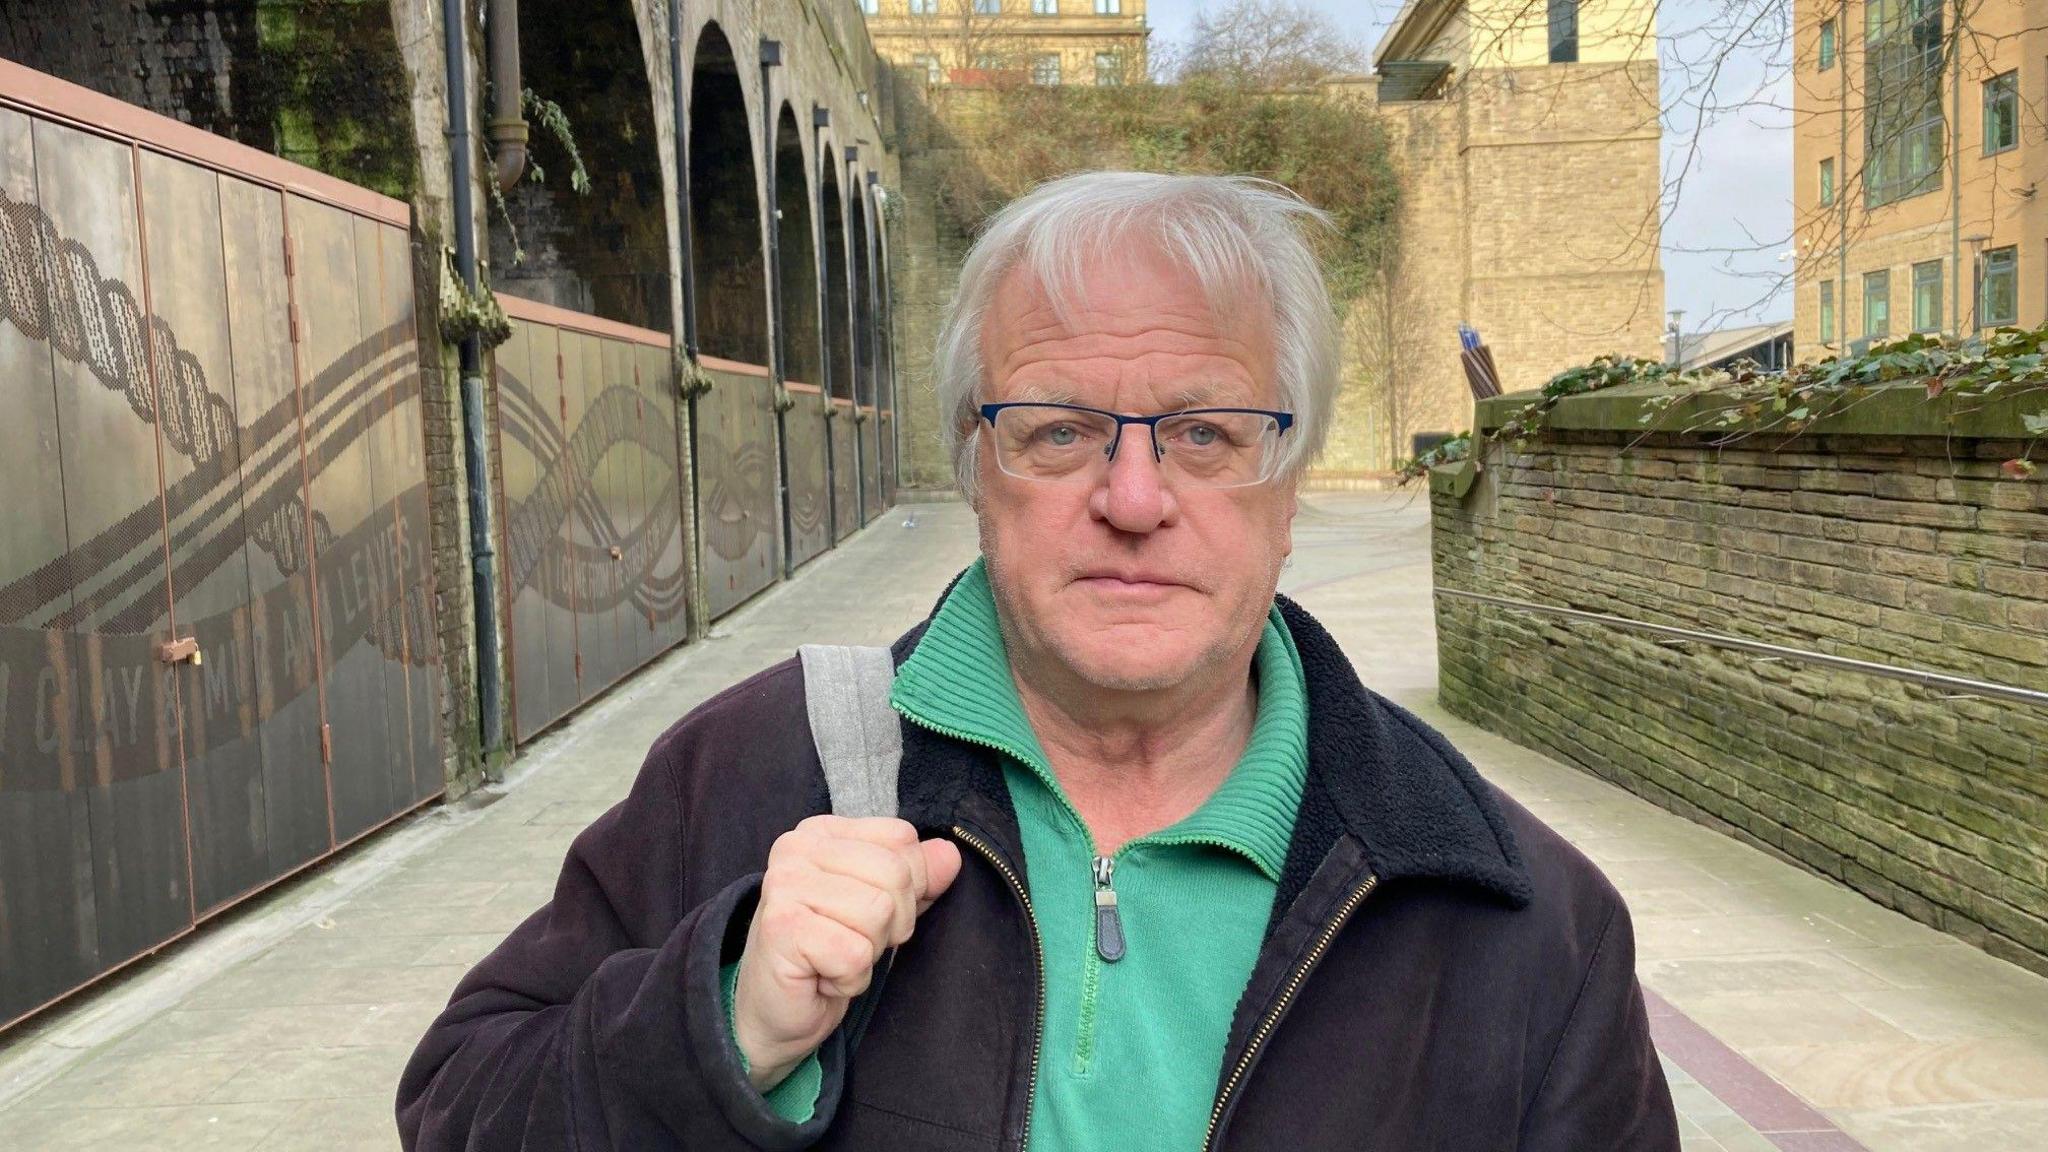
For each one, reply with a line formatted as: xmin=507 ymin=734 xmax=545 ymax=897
xmin=990 ymin=405 xmax=1281 ymax=488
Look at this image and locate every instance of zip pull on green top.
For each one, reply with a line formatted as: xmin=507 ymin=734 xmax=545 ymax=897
xmin=888 ymin=558 xmax=1311 ymax=1152
xmin=1093 ymin=856 xmax=1125 ymax=962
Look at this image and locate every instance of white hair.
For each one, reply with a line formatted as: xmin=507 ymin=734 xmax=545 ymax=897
xmin=933 ymin=171 xmax=1341 ymax=500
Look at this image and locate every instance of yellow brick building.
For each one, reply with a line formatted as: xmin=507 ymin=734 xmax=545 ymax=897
xmin=1793 ymin=1 xmax=2046 ymax=361
xmin=1312 ymin=0 xmax=1666 ymax=478
xmin=860 ymin=0 xmax=1147 ymax=88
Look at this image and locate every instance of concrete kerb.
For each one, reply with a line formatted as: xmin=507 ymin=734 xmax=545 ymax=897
xmin=0 ymin=507 xmax=932 ymax=1113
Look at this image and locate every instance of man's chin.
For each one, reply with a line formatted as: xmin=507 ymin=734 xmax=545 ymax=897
xmin=1052 ymin=636 xmax=1203 ymax=693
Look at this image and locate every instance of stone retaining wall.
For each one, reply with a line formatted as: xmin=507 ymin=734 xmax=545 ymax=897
xmin=1430 ymin=382 xmax=2048 ymax=973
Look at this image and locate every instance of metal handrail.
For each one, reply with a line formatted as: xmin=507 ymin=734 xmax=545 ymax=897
xmin=1434 ymin=587 xmax=2048 ymax=710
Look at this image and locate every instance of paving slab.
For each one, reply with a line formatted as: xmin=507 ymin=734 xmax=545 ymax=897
xmin=0 ymin=493 xmax=2041 ymax=1151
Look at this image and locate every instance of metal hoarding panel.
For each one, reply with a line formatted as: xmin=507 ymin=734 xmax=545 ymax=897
xmin=138 ymin=150 xmax=273 ymax=915
xmin=290 ymin=194 xmax=388 ymax=846
xmin=637 ymin=344 xmax=689 ymax=652
xmin=783 ymin=396 xmax=830 ymax=569
xmin=880 ymin=410 xmax=896 ymax=509
xmin=595 ymin=337 xmax=633 ymax=686
xmin=861 ymin=412 xmax=881 ymax=525
xmin=829 ymin=413 xmax=857 ymax=543
xmin=351 ymin=214 xmax=414 ymax=827
xmin=537 ymin=325 xmax=580 ymax=730
xmin=374 ymin=222 xmax=439 ymax=804
xmin=497 ymin=321 xmax=554 ymax=744
xmin=34 ymin=118 xmax=191 ymax=974
xmin=697 ymin=367 xmax=777 ymax=619
xmin=0 ymin=106 xmax=103 ymax=1024
xmin=559 ymin=329 xmax=596 ymax=701
xmin=616 ymin=340 xmax=656 ymax=672
xmin=216 ymin=174 xmax=329 ymax=881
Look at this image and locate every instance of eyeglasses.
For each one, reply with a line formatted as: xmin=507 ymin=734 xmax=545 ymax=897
xmin=978 ymin=402 xmax=1295 ymax=489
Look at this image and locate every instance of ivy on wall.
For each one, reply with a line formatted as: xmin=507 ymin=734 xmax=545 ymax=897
xmin=1403 ymin=324 xmax=2048 ymax=483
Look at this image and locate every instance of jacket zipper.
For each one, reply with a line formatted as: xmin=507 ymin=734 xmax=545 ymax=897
xmin=893 ymin=709 xmax=1049 ymax=1150
xmin=1199 ymin=872 xmax=1379 ymax=1152
xmin=952 ymin=823 xmax=1046 ymax=1152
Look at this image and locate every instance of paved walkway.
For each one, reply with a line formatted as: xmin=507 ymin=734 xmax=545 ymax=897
xmin=0 ymin=494 xmax=2043 ymax=1150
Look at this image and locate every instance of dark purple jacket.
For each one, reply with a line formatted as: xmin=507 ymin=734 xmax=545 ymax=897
xmin=397 ymin=596 xmax=1678 ymax=1151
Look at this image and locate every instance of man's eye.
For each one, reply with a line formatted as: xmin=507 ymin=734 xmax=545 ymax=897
xmin=1178 ymin=422 xmax=1223 ymax=447
xmin=1041 ymin=423 xmax=1079 ymax=446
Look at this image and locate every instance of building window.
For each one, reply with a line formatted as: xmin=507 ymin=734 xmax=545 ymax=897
xmin=1818 ymin=19 xmax=1836 ymax=70
xmin=1911 ymin=260 xmax=1943 ymax=332
xmin=1984 ymin=71 xmax=2019 ymax=154
xmin=1819 ymin=157 xmax=1835 ymax=206
xmin=1864 ymin=0 xmax=1945 ymax=207
xmin=1033 ymin=0 xmax=1059 ymax=12
xmin=1548 ymin=0 xmax=1579 ymax=64
xmin=1032 ymin=54 xmax=1061 ymax=86
xmin=973 ymin=52 xmax=1003 ymax=71
xmin=1095 ymin=51 xmax=1123 ymax=85
xmin=1979 ymin=245 xmax=2018 ymax=327
xmin=1864 ymin=269 xmax=1891 ymax=339
xmin=860 ymin=0 xmax=878 ymax=13
xmin=1095 ymin=0 xmax=1121 ymax=13
xmin=913 ymin=53 xmax=942 ymax=85
xmin=1819 ymin=280 xmax=1836 ymax=344
xmin=909 ymin=0 xmax=937 ymax=13
xmin=974 ymin=0 xmax=1001 ymax=12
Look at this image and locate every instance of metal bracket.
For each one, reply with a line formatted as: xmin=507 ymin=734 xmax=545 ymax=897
xmin=157 ymin=636 xmax=201 ymax=666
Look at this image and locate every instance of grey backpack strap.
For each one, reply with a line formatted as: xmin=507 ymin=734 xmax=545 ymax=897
xmin=798 ymin=644 xmax=902 ymax=818
xmin=796 ymin=644 xmax=903 ymax=1062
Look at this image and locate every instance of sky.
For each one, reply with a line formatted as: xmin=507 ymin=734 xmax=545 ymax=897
xmin=1145 ymin=1 xmax=1796 ymax=334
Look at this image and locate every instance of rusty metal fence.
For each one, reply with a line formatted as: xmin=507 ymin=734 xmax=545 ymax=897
xmin=493 ymin=297 xmax=690 ymax=744
xmin=0 ymin=62 xmax=440 ymax=1028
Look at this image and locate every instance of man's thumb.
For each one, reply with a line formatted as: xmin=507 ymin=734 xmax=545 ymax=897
xmin=915 ymin=838 xmax=963 ymax=912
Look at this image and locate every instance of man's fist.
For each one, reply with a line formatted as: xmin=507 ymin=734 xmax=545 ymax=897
xmin=732 ymin=815 xmax=963 ymax=1091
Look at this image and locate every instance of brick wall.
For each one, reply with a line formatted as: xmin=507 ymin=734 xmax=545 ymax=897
xmin=1431 ymin=385 xmax=2048 ymax=973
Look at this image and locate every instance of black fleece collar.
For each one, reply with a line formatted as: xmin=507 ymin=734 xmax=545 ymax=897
xmin=887 ymin=577 xmax=1532 ymax=925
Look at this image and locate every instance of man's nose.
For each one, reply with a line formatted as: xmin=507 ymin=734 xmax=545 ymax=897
xmin=1089 ymin=424 xmax=1179 ymax=532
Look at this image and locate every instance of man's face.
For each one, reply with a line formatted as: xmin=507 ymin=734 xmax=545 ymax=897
xmin=974 ymin=244 xmax=1298 ymax=693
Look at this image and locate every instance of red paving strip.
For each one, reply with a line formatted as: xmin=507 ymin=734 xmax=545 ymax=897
xmin=1645 ymin=988 xmax=1873 ymax=1151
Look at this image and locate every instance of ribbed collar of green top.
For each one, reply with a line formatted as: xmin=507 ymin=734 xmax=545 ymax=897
xmin=889 ymin=559 xmax=1308 ymax=881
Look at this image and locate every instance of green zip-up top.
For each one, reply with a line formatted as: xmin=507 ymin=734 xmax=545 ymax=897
xmin=725 ymin=559 xmax=1309 ymax=1148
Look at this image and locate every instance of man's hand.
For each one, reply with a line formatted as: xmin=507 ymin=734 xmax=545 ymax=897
xmin=732 ymin=816 xmax=963 ymax=1091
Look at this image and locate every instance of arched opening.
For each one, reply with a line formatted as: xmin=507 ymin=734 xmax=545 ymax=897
xmin=776 ymin=103 xmax=828 ymax=568
xmin=776 ymin=106 xmax=821 ymax=387
xmin=848 ymin=174 xmax=878 ymax=523
xmin=821 ymin=149 xmax=857 ymax=542
xmin=688 ymin=25 xmax=768 ymax=364
xmin=821 ymin=155 xmax=852 ymax=403
xmin=494 ymin=0 xmax=670 ymax=331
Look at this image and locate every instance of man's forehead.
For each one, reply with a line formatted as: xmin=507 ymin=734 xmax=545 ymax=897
xmin=985 ymin=258 xmax=1265 ymax=352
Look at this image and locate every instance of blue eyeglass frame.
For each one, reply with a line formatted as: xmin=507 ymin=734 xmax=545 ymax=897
xmin=977 ymin=401 xmax=1295 ymax=464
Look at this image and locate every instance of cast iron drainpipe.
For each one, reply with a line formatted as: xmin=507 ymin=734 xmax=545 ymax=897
xmin=488 ymin=0 xmax=527 ymax=192
xmin=444 ymin=0 xmax=506 ymax=761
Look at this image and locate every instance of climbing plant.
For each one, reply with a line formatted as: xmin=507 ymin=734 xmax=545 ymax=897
xmin=1400 ymin=323 xmax=2048 ymax=483
xmin=485 ymin=87 xmax=593 ymax=267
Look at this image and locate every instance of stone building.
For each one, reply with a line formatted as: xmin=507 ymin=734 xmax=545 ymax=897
xmin=1792 ymin=0 xmax=2047 ymax=361
xmin=860 ymin=0 xmax=1148 ymax=89
xmin=1314 ymin=0 xmax=1665 ymax=478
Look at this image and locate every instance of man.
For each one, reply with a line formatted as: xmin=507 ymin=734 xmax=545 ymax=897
xmin=398 ymin=171 xmax=1678 ymax=1150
